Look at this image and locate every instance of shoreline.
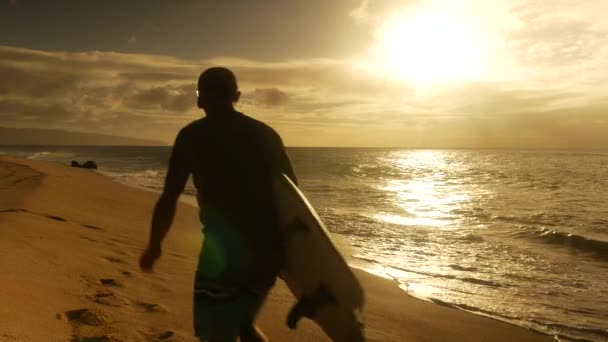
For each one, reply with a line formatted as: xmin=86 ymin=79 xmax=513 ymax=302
xmin=347 ymin=261 xmax=556 ymax=340
xmin=0 ymin=155 xmax=556 ymax=341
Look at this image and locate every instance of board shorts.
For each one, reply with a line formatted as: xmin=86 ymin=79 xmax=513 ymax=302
xmin=194 ymin=217 xmax=278 ymax=341
xmin=193 ymin=278 xmax=268 ymax=341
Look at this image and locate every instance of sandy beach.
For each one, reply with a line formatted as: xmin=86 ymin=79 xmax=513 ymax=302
xmin=0 ymin=155 xmax=556 ymax=342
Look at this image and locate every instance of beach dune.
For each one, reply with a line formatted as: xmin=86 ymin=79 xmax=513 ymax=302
xmin=0 ymin=156 xmax=554 ymax=342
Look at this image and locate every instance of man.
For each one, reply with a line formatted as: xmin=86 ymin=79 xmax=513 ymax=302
xmin=140 ymin=67 xmax=297 ymax=342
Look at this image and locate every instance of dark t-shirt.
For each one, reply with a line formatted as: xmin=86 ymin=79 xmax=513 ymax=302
xmin=168 ymin=111 xmax=297 ymax=290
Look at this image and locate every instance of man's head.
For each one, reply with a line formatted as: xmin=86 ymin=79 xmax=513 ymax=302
xmin=197 ymin=67 xmax=240 ymax=115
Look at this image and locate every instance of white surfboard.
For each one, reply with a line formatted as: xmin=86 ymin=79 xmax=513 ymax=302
xmin=273 ymin=174 xmax=365 ymax=341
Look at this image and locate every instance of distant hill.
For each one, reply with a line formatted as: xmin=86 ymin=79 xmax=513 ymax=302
xmin=0 ymin=127 xmax=166 ymax=146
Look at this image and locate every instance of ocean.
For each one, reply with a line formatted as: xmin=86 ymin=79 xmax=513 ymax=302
xmin=1 ymin=146 xmax=607 ymax=341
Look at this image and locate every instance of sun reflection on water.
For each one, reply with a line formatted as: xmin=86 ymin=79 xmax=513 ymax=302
xmin=375 ymin=150 xmax=471 ymax=228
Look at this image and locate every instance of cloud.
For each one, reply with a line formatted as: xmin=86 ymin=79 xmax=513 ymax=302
xmin=0 ymin=46 xmax=202 ymax=140
xmin=508 ymin=18 xmax=608 ymax=67
xmin=0 ymin=46 xmax=385 ymax=143
xmin=125 ymin=84 xmax=195 ymax=112
xmin=241 ymin=88 xmax=290 ymax=107
xmin=349 ymin=0 xmax=412 ymax=24
xmin=0 ymin=63 xmax=81 ymax=97
xmin=349 ymin=0 xmax=371 ymax=22
xmin=119 ymin=71 xmax=193 ymax=82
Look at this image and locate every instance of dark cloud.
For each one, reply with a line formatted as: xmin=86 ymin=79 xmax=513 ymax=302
xmin=233 ymin=64 xmax=340 ymax=87
xmin=0 ymin=98 xmax=80 ymax=123
xmin=242 ymin=88 xmax=290 ymax=107
xmin=0 ymin=64 xmax=81 ymax=97
xmin=0 ymin=46 xmax=203 ymax=141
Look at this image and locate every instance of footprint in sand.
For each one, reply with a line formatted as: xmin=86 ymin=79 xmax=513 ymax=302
xmin=81 ymin=275 xmax=128 ymax=290
xmin=46 ymin=214 xmax=67 ymax=222
xmin=112 ymin=249 xmax=130 ymax=257
xmin=88 ymin=288 xmax=166 ymax=314
xmin=134 ymin=301 xmax=167 ymax=313
xmin=0 ymin=208 xmax=28 ymax=213
xmin=100 ymin=278 xmax=123 ymax=287
xmin=148 ymin=330 xmax=186 ymax=341
xmin=109 ymin=238 xmax=138 ymax=249
xmin=103 ymin=256 xmax=127 ymax=265
xmin=80 ymin=236 xmax=99 ymax=243
xmin=72 ymin=276 xmax=178 ymax=341
xmin=82 ymin=224 xmax=105 ymax=231
xmin=88 ymin=289 xmax=166 ymax=313
xmin=64 ymin=308 xmax=110 ymax=327
xmin=120 ymin=271 xmax=134 ymax=278
xmin=91 ymin=292 xmax=130 ymax=307
xmin=1 ymin=209 xmax=109 ymax=237
xmin=0 ymin=333 xmax=17 ymax=340
xmin=103 ymin=241 xmax=119 ymax=248
xmin=167 ymin=252 xmax=187 ymax=259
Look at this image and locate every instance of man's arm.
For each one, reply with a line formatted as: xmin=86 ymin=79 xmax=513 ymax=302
xmin=140 ymin=129 xmax=191 ymax=271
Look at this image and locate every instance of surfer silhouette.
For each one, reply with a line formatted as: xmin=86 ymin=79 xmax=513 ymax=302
xmin=140 ymin=67 xmax=297 ymax=342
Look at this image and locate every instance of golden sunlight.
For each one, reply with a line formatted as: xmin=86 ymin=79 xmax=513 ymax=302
xmin=376 ymin=9 xmax=486 ymax=85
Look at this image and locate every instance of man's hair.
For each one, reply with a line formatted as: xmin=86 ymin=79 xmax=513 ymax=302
xmin=197 ymin=67 xmax=238 ymax=99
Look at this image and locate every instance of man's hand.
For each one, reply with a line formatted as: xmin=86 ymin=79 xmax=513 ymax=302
xmin=139 ymin=244 xmax=162 ymax=272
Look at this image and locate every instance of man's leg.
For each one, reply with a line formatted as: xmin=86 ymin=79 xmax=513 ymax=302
xmin=238 ymin=291 xmax=270 ymax=342
xmin=239 ymin=322 xmax=267 ymax=342
xmin=194 ymin=286 xmax=271 ymax=342
xmin=205 ymin=338 xmax=237 ymax=342
xmin=193 ymin=291 xmax=240 ymax=342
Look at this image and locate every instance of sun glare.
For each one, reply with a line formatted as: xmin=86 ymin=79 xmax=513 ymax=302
xmin=376 ymin=10 xmax=486 ymax=85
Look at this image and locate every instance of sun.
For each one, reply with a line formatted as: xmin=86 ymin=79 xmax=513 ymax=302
xmin=376 ymin=10 xmax=486 ymax=85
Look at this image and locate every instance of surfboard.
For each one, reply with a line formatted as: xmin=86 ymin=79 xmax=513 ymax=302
xmin=273 ymin=173 xmax=365 ymax=341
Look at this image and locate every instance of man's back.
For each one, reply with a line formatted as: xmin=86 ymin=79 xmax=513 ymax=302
xmin=173 ymin=111 xmax=296 ymax=289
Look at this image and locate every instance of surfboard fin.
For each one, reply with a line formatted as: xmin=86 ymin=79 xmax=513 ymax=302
xmin=286 ymin=285 xmax=337 ymax=329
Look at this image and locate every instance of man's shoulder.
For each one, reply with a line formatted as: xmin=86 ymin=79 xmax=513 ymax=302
xmin=182 ymin=118 xmax=207 ymax=131
xmin=178 ymin=118 xmax=207 ymax=137
xmin=171 ymin=119 xmax=206 ymax=148
xmin=237 ymin=112 xmax=278 ymax=138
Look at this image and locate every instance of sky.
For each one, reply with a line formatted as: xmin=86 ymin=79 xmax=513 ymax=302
xmin=1 ymin=0 xmax=607 ymax=148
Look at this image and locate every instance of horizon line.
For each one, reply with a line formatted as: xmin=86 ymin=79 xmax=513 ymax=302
xmin=1 ymin=144 xmax=608 ymax=152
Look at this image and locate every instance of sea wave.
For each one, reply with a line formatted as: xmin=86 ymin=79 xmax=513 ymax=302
xmin=351 ymin=257 xmax=504 ymax=289
xmin=519 ymin=228 xmax=608 ymax=260
xmin=529 ymin=320 xmax=608 ymax=342
xmin=21 ymin=150 xmax=76 ymax=161
xmin=25 ymin=151 xmax=51 ymax=160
